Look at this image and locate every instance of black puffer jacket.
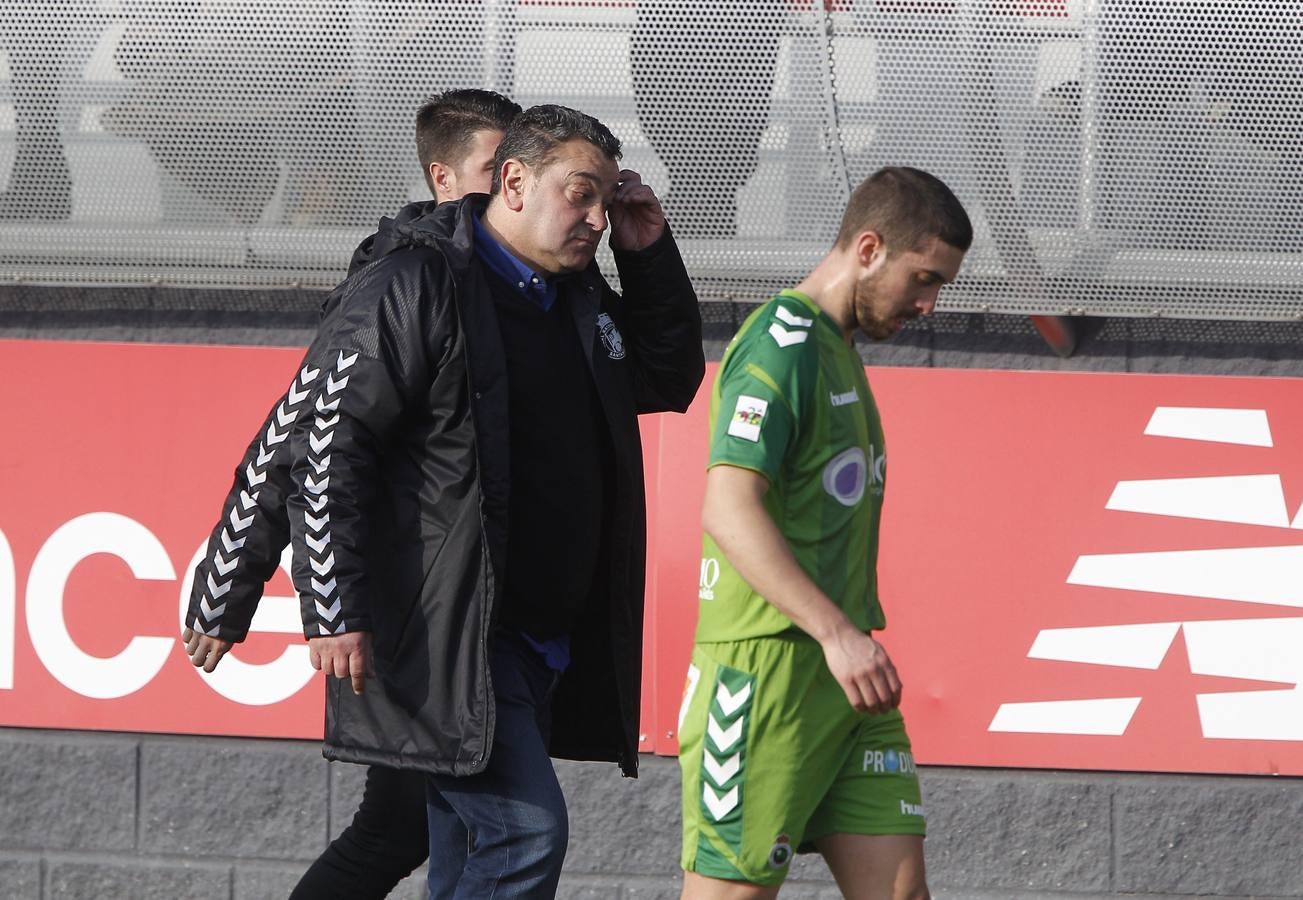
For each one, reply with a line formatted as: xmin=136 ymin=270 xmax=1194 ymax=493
xmin=188 ymin=195 xmax=703 ymax=776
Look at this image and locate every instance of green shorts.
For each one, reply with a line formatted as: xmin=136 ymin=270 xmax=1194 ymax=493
xmin=678 ymin=636 xmax=925 ymax=886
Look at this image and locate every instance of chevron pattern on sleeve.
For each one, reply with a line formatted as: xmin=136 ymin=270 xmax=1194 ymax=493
xmin=303 ymin=350 xmax=357 ymax=636
xmin=190 ymin=363 xmax=321 ymax=637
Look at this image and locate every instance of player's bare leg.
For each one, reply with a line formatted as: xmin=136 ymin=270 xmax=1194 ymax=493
xmin=815 ymin=833 xmax=928 ymax=900
xmin=681 ymin=871 xmax=781 ymax=900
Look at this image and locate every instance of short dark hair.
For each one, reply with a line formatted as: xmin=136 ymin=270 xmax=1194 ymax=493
xmin=415 ymin=89 xmax=521 ymax=193
xmin=835 ymin=167 xmax=973 ymax=253
xmin=489 ymin=104 xmax=622 ymax=195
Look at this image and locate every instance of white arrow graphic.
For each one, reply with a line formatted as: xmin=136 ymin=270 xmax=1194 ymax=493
xmin=310 ymin=455 xmax=330 ymax=475
xmin=337 ymin=351 xmax=358 ymax=371
xmin=229 ymin=507 xmax=254 ymax=532
xmin=255 ymin=443 xmax=275 ymax=466
xmin=314 ymin=598 xmax=342 ymax=621
xmin=200 ymin=595 xmax=227 ymax=620
xmin=311 ymin=576 xmax=337 ymax=598
xmin=265 ymin=422 xmax=288 ymax=445
xmin=304 ymin=474 xmax=329 ymax=494
xmin=315 ymin=414 xmax=339 ymax=430
xmin=288 ymin=380 xmax=310 ymax=405
xmin=326 ymin=373 xmax=349 ymax=394
xmin=220 ymin=529 xmax=245 ymax=553
xmin=238 ymin=490 xmax=258 ymax=511
xmin=716 ymin=682 xmax=752 ymax=717
xmin=212 ymin=552 xmax=237 ymax=577
xmin=310 ymin=552 xmax=336 ymax=576
xmin=301 ymin=365 xmax=320 ymax=383
xmin=305 ymin=532 xmax=331 ymax=554
xmin=707 ymin=714 xmax=744 ymax=753
xmin=768 ymin=323 xmax=809 ymax=348
xmin=195 ymin=620 xmax=220 ymax=637
xmin=702 ymin=783 xmax=739 ymax=821
xmin=304 ymin=513 xmax=329 ymax=532
xmin=305 ymin=495 xmax=328 ymax=513
xmin=245 ymin=463 xmax=267 ymax=486
xmin=703 ymin=751 xmax=741 ymax=786
xmin=316 ymin=394 xmax=340 ymax=413
xmin=206 ymin=573 xmax=231 ymax=599
xmin=309 ymin=431 xmax=334 ymax=454
xmin=319 ymin=621 xmax=346 ymax=636
xmin=275 ymin=403 xmax=295 ymax=428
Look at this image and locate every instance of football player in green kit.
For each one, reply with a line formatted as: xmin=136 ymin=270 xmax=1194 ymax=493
xmin=678 ymin=167 xmax=971 ymax=900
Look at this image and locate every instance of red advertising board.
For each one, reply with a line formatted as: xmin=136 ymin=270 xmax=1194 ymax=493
xmin=3 ymin=340 xmax=1302 ymax=776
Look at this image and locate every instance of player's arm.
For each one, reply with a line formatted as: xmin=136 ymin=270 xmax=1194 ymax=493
xmin=702 ymin=463 xmax=902 ymax=714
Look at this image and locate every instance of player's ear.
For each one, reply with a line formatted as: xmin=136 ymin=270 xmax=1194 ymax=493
xmin=855 ymin=230 xmax=886 ymax=268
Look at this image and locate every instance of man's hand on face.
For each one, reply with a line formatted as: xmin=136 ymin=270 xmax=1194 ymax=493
xmin=819 ymin=625 xmax=903 ymax=715
xmin=608 ymin=169 xmax=666 ymax=252
xmin=181 ymin=626 xmax=233 ymax=673
xmin=308 ymin=632 xmax=374 ymax=695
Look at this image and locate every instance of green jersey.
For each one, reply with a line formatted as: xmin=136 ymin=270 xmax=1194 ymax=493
xmin=696 ymin=289 xmax=887 ymax=641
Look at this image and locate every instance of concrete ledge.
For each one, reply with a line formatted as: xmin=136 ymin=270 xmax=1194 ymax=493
xmin=0 ymin=854 xmax=42 ymax=900
xmin=46 ymin=857 xmax=231 ymax=900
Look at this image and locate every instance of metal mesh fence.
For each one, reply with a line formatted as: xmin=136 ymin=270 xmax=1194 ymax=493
xmin=1 ymin=1 xmax=1301 ymax=317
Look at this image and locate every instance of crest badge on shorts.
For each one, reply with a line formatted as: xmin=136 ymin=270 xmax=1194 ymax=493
xmin=768 ymin=834 xmax=793 ymax=869
xmin=597 ymin=312 xmax=625 ymax=360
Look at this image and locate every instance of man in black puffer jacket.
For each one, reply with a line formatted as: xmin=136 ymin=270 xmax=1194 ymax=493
xmin=191 ymin=104 xmax=702 ymax=898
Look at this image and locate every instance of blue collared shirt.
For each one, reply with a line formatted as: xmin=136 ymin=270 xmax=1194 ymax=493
xmin=471 ymin=211 xmax=557 ymax=311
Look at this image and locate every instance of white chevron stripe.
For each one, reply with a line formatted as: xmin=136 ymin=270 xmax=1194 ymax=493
xmin=337 ymin=351 xmax=358 ymax=371
xmin=304 ymin=474 xmax=329 ymax=494
xmin=309 ymin=431 xmax=334 ymax=454
xmin=311 ymin=576 xmax=337 ymax=598
xmin=200 ymin=594 xmax=227 ymax=620
xmin=325 ymin=372 xmax=349 ymax=394
xmin=305 ymin=495 xmax=328 ymax=513
xmin=255 ymin=443 xmax=274 ymax=466
xmin=310 ymin=456 xmax=330 ymax=475
xmin=774 ymin=306 xmax=813 ymax=327
xmin=319 ymin=621 xmax=346 ymax=636
xmin=206 ymin=572 xmax=231 ymax=599
xmin=702 ymin=783 xmax=739 ymax=821
xmin=310 ymin=552 xmax=336 ymax=576
xmin=229 ymin=507 xmax=254 ymax=532
xmin=314 ymin=598 xmax=342 ymax=621
xmin=315 ymin=414 xmax=339 ymax=429
xmin=238 ymin=490 xmax=258 ymax=511
xmin=212 ymin=552 xmax=237 ymax=577
xmin=305 ymin=532 xmax=331 ymax=554
xmin=702 ymin=750 xmax=741 ymax=786
xmin=706 ymin=713 xmax=744 ymax=753
xmin=265 ymin=422 xmax=288 ymax=445
xmin=768 ymin=323 xmax=809 ymax=348
xmin=315 ymin=395 xmax=340 ymax=413
xmin=287 ymin=382 xmax=310 ymax=405
xmin=304 ymin=513 xmax=329 ymax=532
xmin=220 ymin=529 xmax=245 ymax=553
xmin=301 ymin=364 xmax=321 ymax=383
xmin=245 ymin=462 xmax=267 ymax=486
xmin=715 ymin=682 xmax=752 ymax=717
xmin=275 ymin=403 xmax=295 ymax=428
xmin=195 ymin=620 xmax=221 ymax=637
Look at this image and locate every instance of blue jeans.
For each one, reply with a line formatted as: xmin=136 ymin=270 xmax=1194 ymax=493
xmin=426 ymin=632 xmax=568 ymax=899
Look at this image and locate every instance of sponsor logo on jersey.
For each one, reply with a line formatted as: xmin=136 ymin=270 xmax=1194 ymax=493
xmin=767 ymin=834 xmax=794 ymax=869
xmin=863 ymin=748 xmax=917 ymax=775
xmin=822 ymin=447 xmax=868 ymax=506
xmin=868 ymin=442 xmax=886 ymax=495
xmin=830 ymin=389 xmax=859 ymax=407
xmin=699 ymin=557 xmax=721 ymax=600
xmin=728 ymin=395 xmax=768 ymax=442
xmin=596 ymin=312 xmax=625 ymax=360
xmin=900 ymin=800 xmax=926 ymax=818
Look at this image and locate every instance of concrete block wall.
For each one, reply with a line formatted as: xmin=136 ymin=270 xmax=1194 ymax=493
xmin=2 ymin=728 xmax=1301 ymax=899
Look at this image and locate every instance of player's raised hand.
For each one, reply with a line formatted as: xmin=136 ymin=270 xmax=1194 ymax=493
xmin=608 ymin=169 xmax=665 ymax=252
xmin=820 ymin=626 xmax=902 ymax=714
xmin=308 ymin=631 xmax=374 ymax=695
xmin=181 ymin=626 xmax=233 ymax=673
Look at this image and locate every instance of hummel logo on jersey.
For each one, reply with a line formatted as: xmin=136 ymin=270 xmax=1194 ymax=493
xmin=830 ymin=389 xmax=859 ymax=407
xmin=728 ymin=396 xmax=768 ymax=442
xmin=900 ymin=800 xmax=926 ymax=818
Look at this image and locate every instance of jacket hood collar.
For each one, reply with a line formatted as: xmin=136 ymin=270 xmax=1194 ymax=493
xmin=347 ymin=194 xmax=487 ymax=275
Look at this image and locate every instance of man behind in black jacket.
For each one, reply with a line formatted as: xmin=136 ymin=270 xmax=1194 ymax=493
xmin=190 ymin=103 xmax=702 ymax=898
xmin=180 ymin=89 xmax=525 ymax=899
